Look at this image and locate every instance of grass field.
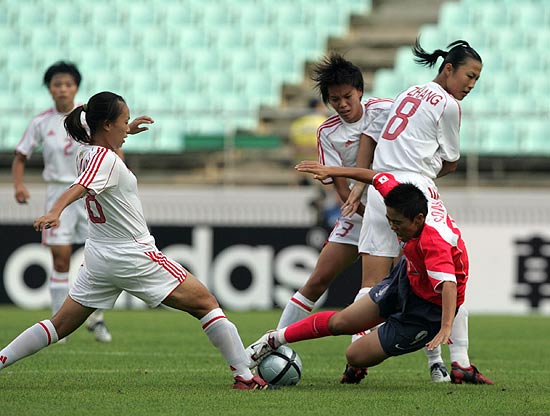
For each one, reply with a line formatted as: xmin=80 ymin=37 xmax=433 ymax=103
xmin=1 ymin=307 xmax=549 ymax=416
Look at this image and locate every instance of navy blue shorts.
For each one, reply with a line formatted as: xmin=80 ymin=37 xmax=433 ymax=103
xmin=369 ymin=257 xmax=448 ymax=357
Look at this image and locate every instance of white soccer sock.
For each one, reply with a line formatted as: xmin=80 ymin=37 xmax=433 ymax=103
xmin=0 ymin=320 xmax=58 ymax=371
xmin=449 ymin=305 xmax=470 ymax=368
xmin=351 ymin=287 xmax=371 ymax=343
xmin=200 ymin=308 xmax=253 ymax=380
xmin=424 ymin=345 xmax=443 ymax=367
xmin=50 ymin=271 xmax=69 ymax=316
xmin=277 ymin=291 xmax=315 ymax=329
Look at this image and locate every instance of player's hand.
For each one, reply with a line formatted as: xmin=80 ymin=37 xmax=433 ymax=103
xmin=128 ymin=116 xmax=154 ymax=135
xmin=341 ymin=186 xmax=364 ymax=217
xmin=295 ymin=161 xmax=330 ymax=181
xmin=425 ymin=328 xmax=453 ymax=351
xmin=14 ymin=184 xmax=30 ymax=204
xmin=33 ymin=214 xmax=59 ymax=232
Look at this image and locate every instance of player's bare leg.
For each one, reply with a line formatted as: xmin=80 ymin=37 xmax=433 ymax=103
xmin=49 ymin=245 xmax=72 ymax=316
xmin=0 ymin=297 xmax=94 ymax=371
xmin=278 ymin=242 xmax=358 ymax=329
xmin=162 ymin=273 xmax=268 ymax=389
xmin=346 ymin=329 xmax=389 ymax=368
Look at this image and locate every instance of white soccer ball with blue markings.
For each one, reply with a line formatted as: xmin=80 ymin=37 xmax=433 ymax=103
xmin=258 ymin=345 xmax=302 ymax=386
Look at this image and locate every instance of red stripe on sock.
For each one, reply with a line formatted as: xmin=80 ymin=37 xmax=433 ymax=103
xmin=50 ymin=277 xmax=69 ymax=283
xmin=290 ymin=297 xmax=313 ymax=312
xmin=38 ymin=321 xmax=52 ymax=345
xmin=284 ymin=311 xmax=337 ymax=343
xmin=202 ymin=315 xmax=226 ymax=330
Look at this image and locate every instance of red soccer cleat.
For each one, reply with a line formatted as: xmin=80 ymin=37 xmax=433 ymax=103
xmin=451 ymin=362 xmax=494 ymax=385
xmin=233 ymin=374 xmax=271 ymax=390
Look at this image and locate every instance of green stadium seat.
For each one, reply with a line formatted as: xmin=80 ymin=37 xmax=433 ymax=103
xmin=199 ymin=3 xmax=236 ymax=27
xmin=372 ymin=69 xmax=406 ymax=98
xmin=0 ymin=0 xmax=372 ymax=148
xmin=472 ymin=4 xmax=512 ymax=28
xmin=110 ymin=50 xmax=149 ymax=73
xmin=12 ymin=4 xmax=51 ymax=28
xmin=514 ymin=4 xmax=549 ymax=28
xmin=51 ymin=7 xmax=86 ymax=27
xmin=477 ymin=119 xmax=521 ymax=156
xmin=233 ymin=6 xmax=271 ymax=26
xmin=5 ymin=115 xmax=30 ymax=150
xmin=438 ymin=2 xmax=471 ymax=28
xmin=125 ymin=4 xmax=159 ymax=27
xmin=0 ymin=27 xmax=23 ymax=48
xmin=83 ymin=3 xmax=123 ymax=27
xmin=522 ymin=119 xmax=550 ymax=155
xmin=148 ymin=48 xmax=185 ymax=76
xmin=75 ymin=48 xmax=110 ymax=73
xmin=100 ymin=28 xmax=135 ymax=49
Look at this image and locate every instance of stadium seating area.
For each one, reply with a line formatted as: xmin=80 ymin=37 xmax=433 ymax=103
xmin=0 ymin=0 xmax=371 ymax=153
xmin=0 ymin=0 xmax=548 ymax=158
xmin=371 ymin=0 xmax=550 ymax=156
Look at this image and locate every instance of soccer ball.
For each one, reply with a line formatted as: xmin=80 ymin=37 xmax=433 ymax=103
xmin=258 ymin=345 xmax=302 ymax=386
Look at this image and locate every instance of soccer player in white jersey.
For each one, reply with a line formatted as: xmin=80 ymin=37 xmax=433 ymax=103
xmin=342 ymin=39 xmax=492 ymax=384
xmin=249 ymin=165 xmax=493 ymax=385
xmin=0 ymin=91 xmax=269 ymax=390
xmin=12 ymin=62 xmax=116 ymax=342
xmin=275 ymin=54 xmax=392 ymax=384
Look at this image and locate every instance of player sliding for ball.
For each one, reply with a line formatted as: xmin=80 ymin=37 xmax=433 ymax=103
xmin=247 ymin=162 xmax=492 ymax=385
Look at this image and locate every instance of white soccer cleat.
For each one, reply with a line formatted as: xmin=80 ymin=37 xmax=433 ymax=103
xmin=430 ymin=362 xmax=451 ymax=382
xmin=86 ymin=321 xmax=112 ymax=343
xmin=246 ymin=331 xmax=279 ymax=369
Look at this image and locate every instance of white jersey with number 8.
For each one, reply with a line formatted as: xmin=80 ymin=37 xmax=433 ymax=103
xmin=373 ymin=81 xmax=461 ymax=179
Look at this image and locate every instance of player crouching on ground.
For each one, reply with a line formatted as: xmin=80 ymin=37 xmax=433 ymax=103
xmin=246 ymin=162 xmax=492 ymax=385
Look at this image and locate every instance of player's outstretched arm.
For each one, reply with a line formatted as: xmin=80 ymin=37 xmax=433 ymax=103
xmin=33 ymin=184 xmax=88 ymax=231
xmin=296 ymin=161 xmax=378 ymax=184
xmin=425 ymin=281 xmax=457 ymax=351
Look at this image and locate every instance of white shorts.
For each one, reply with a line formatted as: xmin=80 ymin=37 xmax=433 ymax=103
xmin=69 ymin=236 xmax=187 ymax=309
xmin=42 ymin=183 xmax=87 ymax=246
xmin=328 ymin=213 xmax=363 ymax=246
xmin=358 ymin=172 xmax=439 ymax=257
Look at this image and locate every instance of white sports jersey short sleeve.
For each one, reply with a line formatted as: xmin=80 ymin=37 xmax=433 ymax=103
xmin=373 ymin=82 xmax=462 ymax=179
xmin=69 ymin=145 xmax=188 ymax=308
xmin=74 ymin=146 xmax=149 ymax=241
xmin=317 ymin=98 xmax=393 ymax=245
xmin=15 ymin=107 xmax=81 ymax=183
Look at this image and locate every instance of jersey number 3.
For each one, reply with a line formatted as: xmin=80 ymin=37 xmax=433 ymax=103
xmin=381 ymin=96 xmax=421 ymax=140
xmin=85 ymin=194 xmax=106 ymax=223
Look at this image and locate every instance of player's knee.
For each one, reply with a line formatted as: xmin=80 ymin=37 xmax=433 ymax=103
xmin=327 ymin=312 xmax=351 ymax=335
xmin=345 ymin=344 xmax=368 ymax=368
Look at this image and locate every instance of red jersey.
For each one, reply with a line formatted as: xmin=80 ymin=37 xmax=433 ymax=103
xmin=372 ymin=173 xmax=468 ymax=307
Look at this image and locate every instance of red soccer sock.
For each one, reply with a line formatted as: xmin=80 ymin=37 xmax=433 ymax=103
xmin=283 ymin=311 xmax=337 ymax=343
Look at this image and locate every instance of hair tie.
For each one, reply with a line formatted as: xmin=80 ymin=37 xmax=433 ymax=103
xmin=82 ymin=103 xmax=88 ymax=112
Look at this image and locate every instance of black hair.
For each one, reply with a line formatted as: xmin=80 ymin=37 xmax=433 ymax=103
xmin=384 ymin=183 xmax=428 ymax=221
xmin=412 ymin=38 xmax=482 ymax=74
xmin=43 ymin=61 xmax=82 ymax=87
xmin=64 ymin=91 xmax=125 ymax=144
xmin=311 ymin=53 xmax=364 ymax=105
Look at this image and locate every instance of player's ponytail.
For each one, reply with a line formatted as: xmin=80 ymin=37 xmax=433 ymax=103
xmin=64 ymin=105 xmax=90 ymax=144
xmin=64 ymin=91 xmax=126 ymax=145
xmin=413 ymin=37 xmax=482 ymax=74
